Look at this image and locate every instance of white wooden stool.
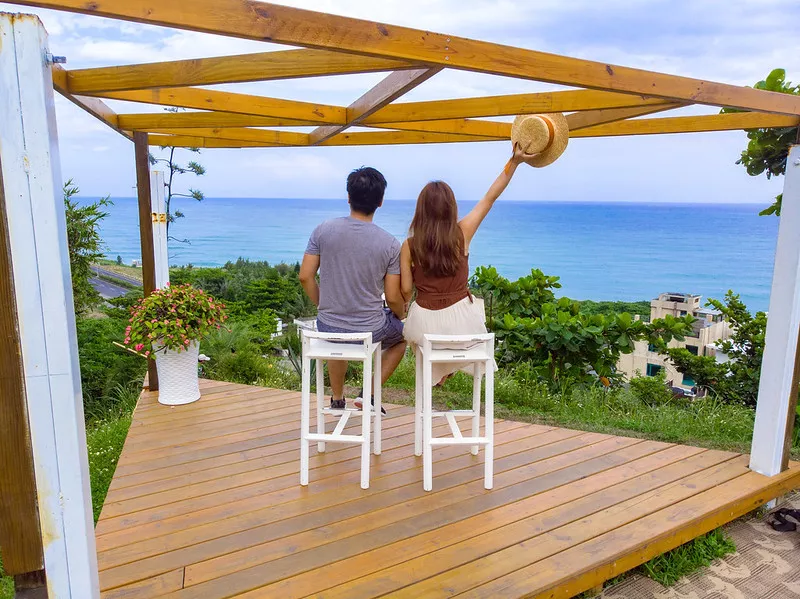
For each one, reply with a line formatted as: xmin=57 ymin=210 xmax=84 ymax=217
xmin=415 ymin=333 xmax=495 ymax=491
xmin=300 ymin=330 xmax=382 ymax=489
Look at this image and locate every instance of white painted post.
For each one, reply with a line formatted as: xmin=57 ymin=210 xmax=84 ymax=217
xmin=750 ymin=145 xmax=800 ymax=476
xmin=150 ymin=170 xmax=169 ymax=289
xmin=0 ymin=13 xmax=100 ymax=598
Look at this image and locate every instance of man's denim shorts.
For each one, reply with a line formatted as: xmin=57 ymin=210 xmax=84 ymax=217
xmin=317 ymin=308 xmax=405 ymax=349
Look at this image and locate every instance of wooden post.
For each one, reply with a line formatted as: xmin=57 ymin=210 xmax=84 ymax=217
xmin=134 ymin=131 xmax=159 ymax=391
xmin=0 ymin=146 xmax=45 ymax=585
xmin=750 ymin=145 xmax=800 ymax=476
xmin=0 ymin=12 xmax=100 ymax=597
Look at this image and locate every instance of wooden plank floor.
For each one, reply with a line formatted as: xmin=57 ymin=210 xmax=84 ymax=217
xmin=96 ymin=379 xmax=800 ymax=599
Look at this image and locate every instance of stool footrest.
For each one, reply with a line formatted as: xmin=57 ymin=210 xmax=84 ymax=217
xmin=429 ymin=437 xmax=490 ymax=446
xmin=305 ymin=433 xmax=365 ymax=444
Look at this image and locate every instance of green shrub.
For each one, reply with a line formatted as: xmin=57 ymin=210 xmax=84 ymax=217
xmin=629 ymin=371 xmax=675 ymax=406
xmin=76 ymin=316 xmax=147 ymax=420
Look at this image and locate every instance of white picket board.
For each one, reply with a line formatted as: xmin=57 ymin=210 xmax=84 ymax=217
xmin=150 ymin=170 xmax=169 ymax=289
xmin=750 ymin=144 xmax=800 ymax=476
xmin=0 ymin=13 xmax=100 ymax=598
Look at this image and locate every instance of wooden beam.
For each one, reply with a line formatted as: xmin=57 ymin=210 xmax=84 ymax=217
xmin=566 ymin=102 xmax=685 ymax=131
xmin=147 ymin=134 xmax=275 ymax=148
xmin=118 ymin=112 xmax=319 ymax=130
xmin=309 ymin=68 xmax=441 ymax=145
xmin=51 ymin=63 xmax=129 ymax=138
xmin=133 ymin=132 xmax=159 ymax=391
xmin=147 ymin=128 xmax=309 ymax=145
xmin=570 ymin=112 xmax=800 ymax=138
xmin=0 ymin=158 xmax=44 ymax=577
xmin=320 ymin=130 xmax=504 ymax=146
xmin=364 ymin=92 xmax=673 ymax=124
xmin=372 ymin=118 xmax=511 ymax=138
xmin=16 ymin=0 xmax=800 ymax=115
xmin=101 ymin=88 xmax=346 ymax=124
xmin=67 ymin=49 xmax=419 ymax=94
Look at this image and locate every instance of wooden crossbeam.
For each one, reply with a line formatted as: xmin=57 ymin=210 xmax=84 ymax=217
xmin=364 ymin=92 xmax=674 ymax=124
xmin=117 ymin=112 xmax=320 ymax=130
xmin=566 ymin=102 xmax=685 ymax=131
xmin=147 ymin=134 xmax=275 ymax=148
xmin=17 ymin=0 xmax=800 ymax=115
xmin=309 ymin=68 xmax=441 ymax=145
xmin=571 ymin=112 xmax=800 ymax=138
xmin=66 ymin=49 xmax=419 ymax=94
xmin=100 ymin=88 xmax=346 ymax=124
xmin=147 ymin=128 xmax=309 ymax=145
xmin=51 ymin=64 xmax=129 ymax=138
xmin=320 ymin=130 xmax=504 ymax=146
xmin=372 ymin=118 xmax=511 ymax=138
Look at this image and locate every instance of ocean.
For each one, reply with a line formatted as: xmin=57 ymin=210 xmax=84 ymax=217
xmin=89 ymin=197 xmax=779 ymax=313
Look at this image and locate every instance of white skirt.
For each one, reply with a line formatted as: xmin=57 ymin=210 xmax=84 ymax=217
xmin=403 ymin=296 xmax=497 ymax=382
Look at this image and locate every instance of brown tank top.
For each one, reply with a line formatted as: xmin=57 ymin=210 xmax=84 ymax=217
xmin=411 ymin=252 xmax=472 ymax=310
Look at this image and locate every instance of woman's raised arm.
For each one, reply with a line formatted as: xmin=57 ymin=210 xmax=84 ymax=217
xmin=459 ymin=143 xmax=538 ymax=246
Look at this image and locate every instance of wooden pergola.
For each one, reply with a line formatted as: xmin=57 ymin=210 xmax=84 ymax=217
xmin=1 ymin=3 xmax=800 ymax=598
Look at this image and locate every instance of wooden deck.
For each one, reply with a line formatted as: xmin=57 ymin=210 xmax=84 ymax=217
xmin=96 ymin=379 xmax=800 ymax=599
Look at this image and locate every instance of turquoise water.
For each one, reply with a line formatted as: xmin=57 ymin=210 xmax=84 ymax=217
xmin=89 ymin=197 xmax=778 ymax=312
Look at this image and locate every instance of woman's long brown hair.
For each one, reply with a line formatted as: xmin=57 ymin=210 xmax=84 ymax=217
xmin=409 ymin=181 xmax=463 ymax=277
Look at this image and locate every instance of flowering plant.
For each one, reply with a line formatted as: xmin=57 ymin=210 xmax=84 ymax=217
xmin=124 ymin=283 xmax=227 ymax=356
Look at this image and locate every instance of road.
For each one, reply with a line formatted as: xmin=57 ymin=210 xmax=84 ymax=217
xmin=89 ymin=265 xmax=142 ymax=299
xmin=90 ymin=276 xmax=130 ymax=299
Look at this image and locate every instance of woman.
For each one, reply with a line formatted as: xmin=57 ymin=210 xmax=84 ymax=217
xmin=401 ymin=143 xmax=536 ymax=383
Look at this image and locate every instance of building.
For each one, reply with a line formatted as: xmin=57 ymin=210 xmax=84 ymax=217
xmin=617 ymin=292 xmax=732 ymax=391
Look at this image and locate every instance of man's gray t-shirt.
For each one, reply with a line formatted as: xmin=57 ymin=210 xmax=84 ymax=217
xmin=306 ymin=216 xmax=401 ymax=331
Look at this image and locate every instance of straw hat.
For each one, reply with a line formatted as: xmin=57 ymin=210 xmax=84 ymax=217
xmin=510 ymin=113 xmax=569 ymax=167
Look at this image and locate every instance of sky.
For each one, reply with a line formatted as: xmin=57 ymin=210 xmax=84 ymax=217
xmin=2 ymin=0 xmax=799 ymax=204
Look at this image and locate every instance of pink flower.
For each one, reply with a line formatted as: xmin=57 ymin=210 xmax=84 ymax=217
xmin=124 ymin=337 xmax=131 ymax=344
xmin=135 ymin=343 xmax=144 ymax=351
xmin=144 ymin=351 xmax=150 ymax=357
xmin=184 ymin=339 xmax=190 ymax=345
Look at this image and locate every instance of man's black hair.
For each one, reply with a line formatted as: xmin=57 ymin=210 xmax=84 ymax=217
xmin=346 ymin=167 xmax=387 ymax=216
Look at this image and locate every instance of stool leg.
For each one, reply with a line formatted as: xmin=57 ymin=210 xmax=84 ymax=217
xmin=484 ymin=359 xmax=494 ymax=490
xmin=414 ymin=348 xmax=423 ymax=457
xmin=471 ymin=362 xmax=482 ymax=456
xmin=300 ymin=355 xmax=311 ymax=486
xmin=423 ymin=350 xmax=433 ymax=492
xmin=374 ymin=346 xmax=382 ymax=455
xmin=361 ymin=355 xmax=372 ymax=490
xmin=316 ymin=358 xmax=325 ymax=453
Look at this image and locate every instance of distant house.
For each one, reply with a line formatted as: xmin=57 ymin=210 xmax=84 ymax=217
xmin=617 ymin=292 xmax=732 ymax=391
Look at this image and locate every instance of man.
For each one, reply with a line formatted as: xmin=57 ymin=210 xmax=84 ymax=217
xmin=299 ymin=166 xmax=407 ymax=411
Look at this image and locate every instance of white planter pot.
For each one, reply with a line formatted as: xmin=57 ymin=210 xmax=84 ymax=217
xmin=154 ymin=340 xmax=201 ymax=406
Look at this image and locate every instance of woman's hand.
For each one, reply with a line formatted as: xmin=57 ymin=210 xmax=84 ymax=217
xmin=510 ymin=142 xmax=540 ymax=165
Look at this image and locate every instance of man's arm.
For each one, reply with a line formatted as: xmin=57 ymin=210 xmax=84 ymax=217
xmin=384 ymin=273 xmax=406 ymax=319
xmin=299 ymin=253 xmax=321 ymax=307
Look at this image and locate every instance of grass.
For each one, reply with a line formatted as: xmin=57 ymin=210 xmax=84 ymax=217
xmin=383 ymin=355 xmax=758 ymax=455
xmin=640 ymin=528 xmax=736 ymax=586
xmin=0 ymin=554 xmax=11 ymax=599
xmin=86 ymin=416 xmax=133 ymax=522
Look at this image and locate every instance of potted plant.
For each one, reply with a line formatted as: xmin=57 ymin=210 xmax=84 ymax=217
xmin=124 ymin=283 xmax=227 ymax=405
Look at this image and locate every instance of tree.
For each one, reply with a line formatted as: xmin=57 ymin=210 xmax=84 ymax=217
xmin=148 ymin=111 xmax=206 ymax=243
xmin=472 ymin=266 xmax=693 ymax=388
xmin=722 ymin=68 xmax=800 ymax=216
xmin=657 ymin=291 xmax=767 ymax=406
xmin=63 ymin=180 xmax=110 ymax=315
